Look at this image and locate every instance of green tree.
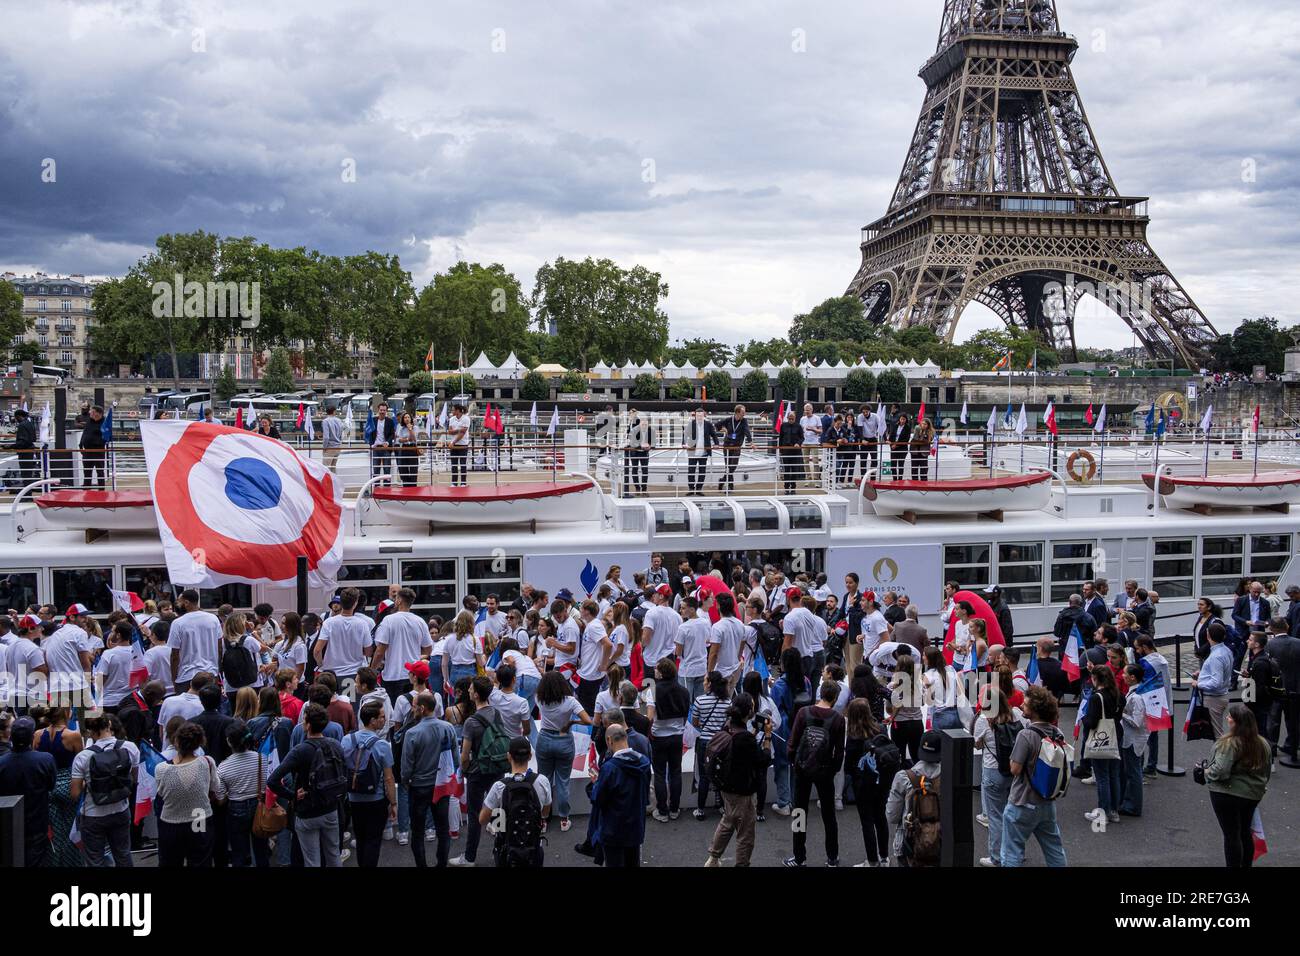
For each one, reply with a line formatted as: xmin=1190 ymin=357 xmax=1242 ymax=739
xmin=669 ymin=378 xmax=695 ymax=400
xmin=407 ymin=370 xmax=433 ymax=395
xmin=214 ymin=364 xmax=239 ymax=402
xmin=520 ymin=370 xmax=550 ymax=402
xmin=532 ymin=257 xmax=669 ymax=371
xmin=411 ymin=262 xmax=531 ymax=370
xmin=790 ymin=296 xmax=871 ymax=346
xmin=702 ymin=370 xmax=732 ymax=401
xmin=443 ymin=372 xmax=477 ymax=397
xmin=372 ymin=372 xmax=397 ymax=399
xmin=777 ymin=366 xmax=806 ymax=400
xmin=1225 ymin=317 xmax=1287 ymax=374
xmin=844 ymin=368 xmax=877 ymax=403
xmin=735 ymin=338 xmax=792 ymax=366
xmin=559 ymin=370 xmax=588 ymax=394
xmin=798 ymin=340 xmax=842 ymax=365
xmin=631 ymin=374 xmax=660 ymax=401
xmin=665 ymin=338 xmax=731 ymax=367
xmin=0 ymin=281 xmax=26 ymax=349
xmin=12 ymin=340 xmax=44 ymax=364
xmin=877 ymin=368 xmax=907 ymax=403
xmin=958 ymin=328 xmax=1058 ymax=371
xmin=261 ymin=348 xmax=295 ymax=395
xmin=737 ymin=369 xmax=769 ymax=403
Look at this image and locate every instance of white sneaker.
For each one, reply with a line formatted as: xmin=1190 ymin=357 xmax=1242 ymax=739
xmin=976 ymin=813 xmax=989 ymax=828
xmin=704 ymin=855 xmax=721 ymax=868
xmin=383 ymin=826 xmax=394 ymax=841
xmin=979 ymin=856 xmax=999 ymax=867
xmin=396 ymin=830 xmax=409 ymax=846
xmin=834 ymin=797 xmax=844 ymax=811
xmin=1084 ymin=808 xmax=1102 ymax=822
xmin=448 ymin=854 xmax=475 ymax=867
xmin=853 ymin=860 xmax=872 ymax=868
xmin=771 ymin=803 xmax=792 ymax=816
xmin=669 ymin=810 xmax=680 ymax=820
xmin=652 ymin=810 xmax=670 ymax=823
xmin=339 ymin=848 xmax=351 ymax=864
xmin=426 ymin=828 xmax=436 ymax=841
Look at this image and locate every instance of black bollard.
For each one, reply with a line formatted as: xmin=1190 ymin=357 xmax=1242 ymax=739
xmin=940 ymin=729 xmax=975 ymax=867
xmin=0 ymin=795 xmax=23 ymax=867
xmin=296 ymin=555 xmax=308 ymax=617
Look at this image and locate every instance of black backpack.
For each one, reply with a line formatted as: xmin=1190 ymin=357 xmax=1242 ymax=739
xmin=493 ymin=772 xmax=545 ymax=868
xmin=992 ymin=720 xmax=1024 ymax=776
xmin=794 ymin=711 xmax=832 ymax=774
xmin=855 ymin=733 xmax=901 ymax=787
xmin=221 ymin=636 xmax=258 ymax=689
xmin=703 ymin=725 xmax=739 ymax=788
xmin=751 ymin=621 xmax=784 ymax=666
xmin=470 ymin=711 xmax=511 ymax=778
xmin=304 ymin=738 xmax=349 ymax=811
xmin=87 ymin=740 xmax=133 ymax=806
xmin=347 ymin=733 xmax=383 ymax=796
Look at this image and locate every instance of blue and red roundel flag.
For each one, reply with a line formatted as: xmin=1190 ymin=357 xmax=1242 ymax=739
xmin=140 ymin=420 xmax=344 ymax=589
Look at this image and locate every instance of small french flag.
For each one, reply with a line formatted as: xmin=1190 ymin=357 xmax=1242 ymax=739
xmin=1062 ymin=624 xmax=1082 ymax=682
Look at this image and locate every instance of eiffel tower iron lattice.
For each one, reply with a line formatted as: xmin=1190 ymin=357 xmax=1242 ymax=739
xmin=846 ymin=0 xmax=1219 ymax=365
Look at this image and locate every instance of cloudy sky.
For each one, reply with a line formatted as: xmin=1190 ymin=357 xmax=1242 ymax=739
xmin=2 ymin=0 xmax=1298 ymax=350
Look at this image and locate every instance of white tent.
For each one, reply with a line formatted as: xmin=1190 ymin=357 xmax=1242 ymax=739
xmin=678 ymin=361 xmax=699 ymax=378
xmin=467 ymin=351 xmax=498 ymax=375
xmin=662 ymin=360 xmax=687 ymax=380
xmin=638 ymin=360 xmax=658 ymax=374
xmin=759 ymin=361 xmax=781 ymax=376
xmin=498 ymin=351 xmax=524 ymax=380
xmin=591 ymin=361 xmax=614 ymax=378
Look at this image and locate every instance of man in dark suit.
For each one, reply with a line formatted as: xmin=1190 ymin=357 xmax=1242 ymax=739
xmin=682 ymin=407 xmax=717 ymax=495
xmin=1083 ymin=579 xmax=1111 ymax=630
xmin=1265 ymin=616 xmax=1300 ymax=765
xmin=4 ymin=409 xmax=38 ymax=484
xmin=368 ymin=401 xmax=397 ymax=478
xmin=1286 ymin=585 xmax=1300 ymax=637
xmin=1233 ymin=581 xmax=1270 ymax=640
xmin=78 ymin=404 xmax=107 ymax=489
xmin=717 ymin=404 xmax=753 ymax=494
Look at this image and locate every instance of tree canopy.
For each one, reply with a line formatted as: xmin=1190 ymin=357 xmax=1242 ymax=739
xmin=411 ymin=262 xmax=531 ymax=371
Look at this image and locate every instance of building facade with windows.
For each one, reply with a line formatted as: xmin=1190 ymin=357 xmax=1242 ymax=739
xmin=4 ymin=273 xmax=98 ymax=377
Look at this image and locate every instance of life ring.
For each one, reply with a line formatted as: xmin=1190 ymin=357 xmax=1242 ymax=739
xmin=1067 ymin=450 xmax=1097 ymax=484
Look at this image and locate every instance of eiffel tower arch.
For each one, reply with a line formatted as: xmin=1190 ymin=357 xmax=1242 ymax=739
xmin=847 ymin=0 xmax=1219 ymax=365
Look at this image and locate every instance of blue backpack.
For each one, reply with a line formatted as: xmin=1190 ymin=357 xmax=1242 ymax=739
xmin=347 ymin=734 xmax=383 ymax=797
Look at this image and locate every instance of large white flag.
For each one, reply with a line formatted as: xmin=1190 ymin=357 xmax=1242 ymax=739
xmin=1015 ymin=403 xmax=1028 ymax=436
xmin=303 ymin=405 xmax=315 ymax=441
xmin=959 ymin=400 xmax=968 ymax=425
xmin=38 ymin=402 xmax=51 ymax=446
xmin=530 ymin=401 xmax=538 ymax=427
xmin=1094 ymin=403 xmax=1108 ymax=434
xmin=546 ymin=405 xmax=560 ymax=437
xmin=1199 ymin=404 xmax=1213 ymax=433
xmin=139 ymin=420 xmax=344 ymax=589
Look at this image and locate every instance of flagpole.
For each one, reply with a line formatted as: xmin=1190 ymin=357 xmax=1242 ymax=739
xmin=1203 ymin=422 xmax=1211 ymax=478
xmin=1253 ymin=417 xmax=1261 ymax=479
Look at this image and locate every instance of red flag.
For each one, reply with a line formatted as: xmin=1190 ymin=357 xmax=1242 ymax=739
xmin=1085 ymin=403 xmax=1094 ymax=426
xmin=296 ymin=403 xmax=305 ymax=429
xmin=483 ymin=403 xmax=504 ymax=435
xmin=1045 ymin=402 xmax=1058 ymax=436
xmin=1253 ymin=405 xmax=1260 ymax=433
xmin=776 ymin=400 xmax=786 ymax=425
xmin=234 ymin=406 xmax=244 ymax=430
xmin=917 ymin=401 xmax=926 ymax=423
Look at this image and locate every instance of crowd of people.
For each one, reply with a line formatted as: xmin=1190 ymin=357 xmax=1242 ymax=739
xmin=0 ymin=558 xmax=1293 ymax=869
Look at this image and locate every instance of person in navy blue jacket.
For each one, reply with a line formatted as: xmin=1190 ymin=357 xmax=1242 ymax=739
xmin=586 ymin=723 xmax=652 ymax=867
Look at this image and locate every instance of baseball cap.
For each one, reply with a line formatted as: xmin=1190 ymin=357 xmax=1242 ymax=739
xmin=834 ymin=620 xmax=848 ymax=633
xmin=785 ymin=586 xmax=802 ymax=602
xmin=404 ymin=660 xmax=431 ymax=680
xmin=983 ymin=585 xmax=1000 ymax=595
xmin=329 ymin=593 xmax=343 ymax=605
xmin=16 ymin=614 xmax=42 ymax=631
xmin=65 ymin=603 xmax=90 ymax=618
xmin=9 ymin=717 xmax=35 ymax=751
xmin=680 ymin=575 xmax=694 ymax=586
xmin=655 ymin=584 xmax=672 ymax=597
xmin=555 ymin=588 xmax=575 ymax=602
xmin=693 ymin=587 xmax=710 ymax=603
xmin=919 ymin=731 xmax=943 ymax=759
xmin=375 ymin=599 xmax=396 ymax=620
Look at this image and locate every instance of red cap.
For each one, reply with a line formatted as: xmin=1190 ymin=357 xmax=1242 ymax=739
xmin=693 ymin=587 xmax=710 ymax=603
xmin=375 ymin=599 xmax=395 ymax=617
xmin=835 ymin=620 xmax=848 ymax=632
xmin=65 ymin=603 xmax=90 ymax=618
xmin=863 ymin=590 xmax=877 ymax=603
xmin=655 ymin=584 xmax=672 ymax=597
xmin=785 ymin=587 xmax=802 ymax=602
xmin=16 ymin=614 xmax=41 ymax=631
xmin=404 ymin=660 xmax=431 ymax=680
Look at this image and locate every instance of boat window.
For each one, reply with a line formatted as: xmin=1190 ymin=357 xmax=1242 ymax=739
xmin=198 ymin=584 xmax=253 ymax=610
xmin=944 ymin=543 xmax=990 ymax=591
xmin=784 ymin=499 xmax=823 ymax=531
xmin=652 ymin=502 xmax=692 ymax=535
xmin=401 ymin=560 xmax=458 ymax=618
xmin=1151 ymin=539 xmax=1195 ymax=599
xmin=1249 ymin=534 xmax=1292 ymax=578
xmin=1201 ymin=536 xmax=1244 ymax=597
xmin=52 ymin=569 xmax=113 ymax=614
xmin=466 ymin=556 xmax=522 ymax=605
xmin=337 ymin=562 xmax=394 ymax=609
xmin=0 ymin=571 xmax=39 ymax=611
xmin=1049 ymin=541 xmax=1095 ymax=604
xmin=996 ymin=542 xmax=1043 ymax=605
xmin=696 ymin=501 xmax=736 ymax=533
xmin=124 ymin=567 xmax=177 ymax=605
xmin=741 ymin=502 xmax=780 ymax=532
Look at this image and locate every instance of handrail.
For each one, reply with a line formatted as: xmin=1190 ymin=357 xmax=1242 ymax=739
xmin=11 ymin=477 xmax=62 ymax=543
xmin=353 ymin=474 xmax=392 ymax=538
xmin=1150 ymin=462 xmax=1175 ymax=520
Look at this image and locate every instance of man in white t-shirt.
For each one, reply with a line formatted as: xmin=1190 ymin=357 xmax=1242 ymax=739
xmin=478 ymin=737 xmax=552 ymax=845
xmin=446 ymin=401 xmax=471 ymax=487
xmin=371 ymin=588 xmax=433 ymax=703
xmin=474 ymin=593 xmax=509 ymax=643
xmin=547 ymin=598 xmax=581 ymax=682
xmin=3 ymin=615 xmax=47 ymax=712
xmin=706 ymin=593 xmax=748 ymax=693
xmin=314 ymin=587 xmax=374 ymax=679
xmin=781 ymin=592 xmax=828 ymax=679
xmin=799 ymin=402 xmax=823 ymax=481
xmin=158 ymin=674 xmax=209 ymax=728
xmin=575 ymin=600 xmax=612 ymax=715
xmin=166 ymin=589 xmax=222 ymax=694
xmin=43 ymin=604 xmax=93 ymax=707
xmin=641 ymin=584 xmax=680 ymax=672
xmin=858 ymin=592 xmax=891 ymax=659
xmin=674 ymin=596 xmax=711 ymax=700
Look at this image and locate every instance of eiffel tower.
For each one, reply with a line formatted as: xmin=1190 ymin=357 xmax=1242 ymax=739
xmin=847 ymin=0 xmax=1218 ymax=365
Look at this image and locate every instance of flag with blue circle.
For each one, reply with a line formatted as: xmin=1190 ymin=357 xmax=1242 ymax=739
xmin=139 ymin=420 xmax=345 ymax=589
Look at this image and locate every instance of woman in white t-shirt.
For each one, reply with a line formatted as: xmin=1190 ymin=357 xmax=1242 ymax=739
xmin=443 ymin=611 xmax=484 ymax=691
xmin=608 ymin=602 xmax=632 ymax=669
xmin=534 ymin=671 xmax=592 ymax=831
xmin=271 ymin=611 xmax=307 ymax=685
xmin=592 ymin=663 xmax=626 ymax=731
xmin=923 ymin=647 xmax=962 ymax=731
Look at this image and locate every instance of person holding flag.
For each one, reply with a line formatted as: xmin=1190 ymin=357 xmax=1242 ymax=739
xmin=1119 ymin=663 xmax=1149 ymax=817
xmin=78 ymin=403 xmax=108 ymax=490
xmin=446 ymin=401 xmax=471 ymax=487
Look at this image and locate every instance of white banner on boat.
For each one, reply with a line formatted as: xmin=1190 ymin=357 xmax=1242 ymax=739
xmin=825 ymin=543 xmax=942 ymax=613
xmin=524 ymin=551 xmax=651 ymax=601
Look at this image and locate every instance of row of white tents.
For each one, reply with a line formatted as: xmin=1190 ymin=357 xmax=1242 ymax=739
xmin=462 ymin=351 xmax=944 ymax=381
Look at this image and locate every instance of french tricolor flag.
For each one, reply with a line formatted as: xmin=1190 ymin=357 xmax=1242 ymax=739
xmin=133 ymin=741 xmax=166 ymax=825
xmin=1062 ymin=624 xmax=1082 ymax=682
xmin=1137 ymin=659 xmax=1172 ymax=731
xmin=1025 ymin=653 xmax=1042 ymax=687
xmin=1252 ymin=809 xmax=1268 ymax=861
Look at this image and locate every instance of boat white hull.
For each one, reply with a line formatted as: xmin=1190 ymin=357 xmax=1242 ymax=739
xmin=1145 ymin=471 xmax=1300 ymax=511
xmin=867 ymin=473 xmax=1053 ymax=518
xmin=372 ymin=481 xmax=601 ymax=526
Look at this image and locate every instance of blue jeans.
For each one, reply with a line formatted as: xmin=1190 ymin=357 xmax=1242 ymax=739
xmin=1119 ymin=746 xmax=1144 ymax=816
xmin=1093 ymin=758 xmax=1121 ymax=814
xmin=518 ymin=675 xmax=540 ymax=742
xmin=1145 ymin=731 xmax=1159 ymax=772
xmin=980 ymin=766 xmax=1013 ymax=865
xmin=227 ymin=797 xmax=270 ymax=867
xmin=1001 ymin=801 xmax=1068 ymax=867
xmin=932 ymin=707 xmax=962 ymax=730
xmin=772 ymin=732 xmax=792 ymax=807
xmin=449 ymin=664 xmax=477 ymax=689
xmin=681 ymin=675 xmax=706 ymax=701
xmin=536 ymin=730 xmax=575 ymax=820
xmin=396 ymin=782 xmax=410 ymax=833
